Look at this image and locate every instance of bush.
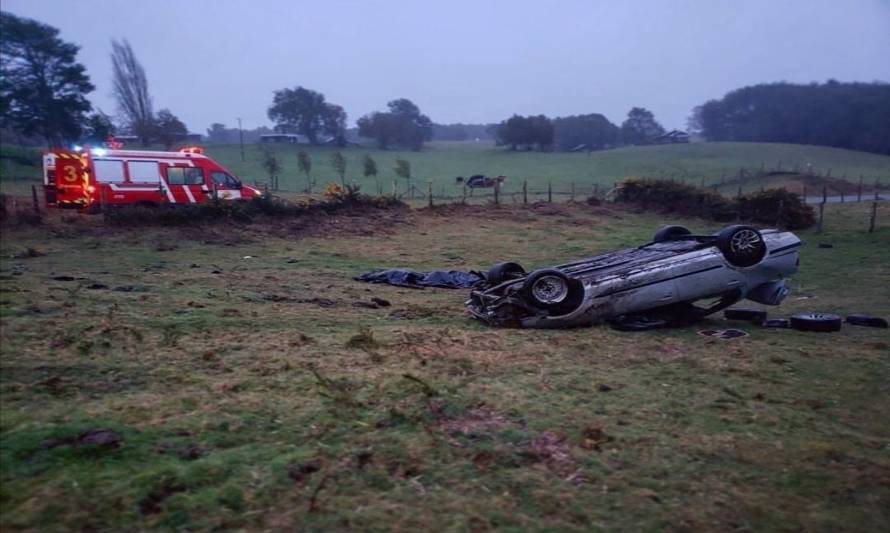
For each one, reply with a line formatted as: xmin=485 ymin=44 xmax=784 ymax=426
xmin=615 ymin=178 xmax=736 ymax=221
xmin=737 ymin=188 xmax=814 ymax=230
xmin=102 ymin=191 xmax=406 ymax=226
xmin=614 ymin=178 xmax=814 ymax=229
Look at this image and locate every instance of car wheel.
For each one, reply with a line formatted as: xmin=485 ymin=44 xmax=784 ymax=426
xmin=520 ymin=269 xmax=584 ymax=315
xmin=653 ymin=225 xmax=691 ymax=242
xmin=790 ymin=313 xmax=842 ymax=332
xmin=486 ymin=262 xmax=526 ymax=286
xmin=716 ymin=225 xmax=766 ymax=267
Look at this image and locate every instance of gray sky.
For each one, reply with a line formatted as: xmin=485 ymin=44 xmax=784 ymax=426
xmin=4 ymin=0 xmax=890 ymax=133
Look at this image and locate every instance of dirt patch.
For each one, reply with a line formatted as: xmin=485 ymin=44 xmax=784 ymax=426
xmin=439 ymin=406 xmax=511 ymax=436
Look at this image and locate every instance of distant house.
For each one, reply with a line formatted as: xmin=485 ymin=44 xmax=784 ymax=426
xmin=260 ymin=133 xmax=304 ymax=143
xmin=654 ymin=130 xmax=690 ymax=144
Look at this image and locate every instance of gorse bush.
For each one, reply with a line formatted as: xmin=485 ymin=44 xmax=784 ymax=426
xmin=615 ymin=178 xmax=736 ymax=221
xmin=102 ymin=190 xmax=405 ymax=226
xmin=615 ymin=178 xmax=814 ymax=229
xmin=737 ymin=188 xmax=815 ymax=230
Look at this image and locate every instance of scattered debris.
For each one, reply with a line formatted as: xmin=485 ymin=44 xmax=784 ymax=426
xmin=86 ymin=283 xmax=108 ymax=290
xmin=724 ymin=308 xmax=768 ymax=322
xmin=371 ymin=297 xmax=391 ymax=307
xmin=762 ymin=318 xmax=790 ymax=328
xmin=818 ymin=243 xmax=835 ymax=249
xmin=698 ymin=329 xmax=749 ymax=339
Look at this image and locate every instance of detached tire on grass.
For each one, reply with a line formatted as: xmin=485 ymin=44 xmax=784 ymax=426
xmin=790 ymin=313 xmax=842 ymax=332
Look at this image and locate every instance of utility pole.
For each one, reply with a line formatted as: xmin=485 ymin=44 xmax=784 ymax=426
xmin=237 ymin=117 xmax=245 ymax=162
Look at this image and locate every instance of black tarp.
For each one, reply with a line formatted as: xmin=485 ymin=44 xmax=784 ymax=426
xmin=354 ymin=269 xmax=485 ymax=289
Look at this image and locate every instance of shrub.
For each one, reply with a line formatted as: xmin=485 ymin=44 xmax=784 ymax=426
xmin=614 ymin=178 xmax=814 ymax=229
xmin=737 ymin=188 xmax=814 ymax=230
xmin=615 ymin=178 xmax=736 ymax=221
xmin=102 ymin=191 xmax=406 ymax=226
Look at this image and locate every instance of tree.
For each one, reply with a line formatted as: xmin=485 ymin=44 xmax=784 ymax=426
xmin=83 ymin=111 xmax=115 ymax=143
xmin=0 ymin=12 xmax=94 ymax=146
xmin=495 ymin=115 xmax=554 ymax=151
xmin=357 ymin=98 xmax=433 ymax=150
xmin=262 ymin=149 xmax=282 ymax=190
xmin=620 ymin=107 xmax=665 ymax=145
xmin=693 ymin=81 xmax=890 ymax=155
xmin=330 ymin=151 xmax=346 ymax=186
xmin=362 ymin=154 xmax=379 ymax=194
xmin=111 ymin=39 xmax=154 ymax=145
xmin=553 ymin=114 xmax=619 ymax=152
xmin=297 ymin=150 xmax=312 ymax=193
xmin=268 ymin=87 xmax=346 ymax=144
xmin=154 ymin=109 xmax=187 ymax=149
xmin=322 ymin=104 xmax=347 ymax=146
xmin=394 ymin=158 xmax=411 ymax=195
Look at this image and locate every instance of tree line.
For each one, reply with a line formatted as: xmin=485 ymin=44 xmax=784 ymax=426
xmin=492 ymin=107 xmax=666 ymax=152
xmin=690 ymin=81 xmax=890 ymax=155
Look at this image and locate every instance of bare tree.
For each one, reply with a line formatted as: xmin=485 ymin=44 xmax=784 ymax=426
xmin=111 ymin=39 xmax=153 ymax=144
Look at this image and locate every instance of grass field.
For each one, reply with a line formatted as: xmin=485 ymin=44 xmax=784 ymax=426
xmin=1 ymin=200 xmax=888 ymax=530
xmin=4 ymin=141 xmax=890 ymax=199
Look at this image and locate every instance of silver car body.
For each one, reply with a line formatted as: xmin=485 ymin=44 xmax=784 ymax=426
xmin=467 ymin=229 xmax=801 ymax=328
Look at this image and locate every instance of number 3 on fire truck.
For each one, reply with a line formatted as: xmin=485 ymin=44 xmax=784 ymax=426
xmin=63 ymin=165 xmax=78 ymax=183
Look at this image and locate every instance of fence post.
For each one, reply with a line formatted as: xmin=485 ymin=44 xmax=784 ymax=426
xmin=461 ymin=184 xmax=467 ymax=205
xmin=737 ymin=185 xmax=742 ymax=200
xmin=494 ymin=182 xmax=499 ymax=205
xmin=593 ymin=183 xmax=599 ymax=200
xmin=428 ymin=181 xmax=433 ymax=208
xmin=840 ymin=189 xmax=845 ymax=203
xmin=570 ymin=182 xmax=575 ymax=202
xmin=392 ymin=179 xmax=397 ymax=200
xmin=31 ymin=184 xmax=40 ymax=215
xmin=99 ymin=185 xmax=107 ymax=215
xmin=858 ymin=175 xmax=863 ymax=202
xmin=522 ymin=180 xmax=528 ymax=205
xmin=817 ymin=186 xmax=827 ymax=233
xmin=869 ymin=202 xmax=877 ymax=233
xmin=802 ymin=185 xmax=807 ymax=202
xmin=548 ymin=181 xmax=552 ymax=203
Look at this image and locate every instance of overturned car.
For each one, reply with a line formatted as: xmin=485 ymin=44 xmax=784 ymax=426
xmin=466 ymin=225 xmax=801 ymax=328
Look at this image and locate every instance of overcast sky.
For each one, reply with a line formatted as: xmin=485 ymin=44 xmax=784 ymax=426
xmin=4 ymin=0 xmax=890 ymax=134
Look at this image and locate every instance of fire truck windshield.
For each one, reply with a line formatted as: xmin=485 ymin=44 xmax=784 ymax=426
xmin=210 ymin=171 xmax=241 ymax=188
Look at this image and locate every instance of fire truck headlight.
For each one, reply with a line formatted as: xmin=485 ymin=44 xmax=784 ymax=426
xmin=91 ymin=148 xmax=107 ymax=157
xmin=87 ymin=185 xmax=96 ymax=193
xmin=72 ymin=144 xmax=82 ymax=152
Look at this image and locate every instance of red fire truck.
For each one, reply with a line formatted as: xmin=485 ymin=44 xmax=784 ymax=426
xmin=43 ymin=146 xmax=262 ymax=209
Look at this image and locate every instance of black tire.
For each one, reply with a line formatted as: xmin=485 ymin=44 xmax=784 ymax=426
xmin=790 ymin=313 xmax=842 ymax=332
xmin=520 ymin=269 xmax=584 ymax=315
xmin=653 ymin=225 xmax=691 ymax=242
xmin=845 ymin=314 xmax=889 ymax=329
xmin=716 ymin=225 xmax=767 ymax=267
xmin=724 ymin=307 xmax=768 ymax=322
xmin=486 ymin=261 xmax=526 ymax=286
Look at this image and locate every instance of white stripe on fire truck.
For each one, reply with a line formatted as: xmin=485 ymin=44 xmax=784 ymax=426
xmin=182 ymin=186 xmax=196 ymax=203
xmin=159 ymin=178 xmax=176 ymax=203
